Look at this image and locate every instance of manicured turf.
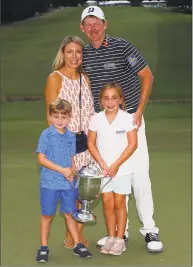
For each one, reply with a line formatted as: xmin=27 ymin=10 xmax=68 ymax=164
xmin=1 ymin=101 xmax=191 ymax=266
xmin=1 ymin=6 xmax=192 ymax=266
xmin=1 ymin=7 xmax=192 ymax=99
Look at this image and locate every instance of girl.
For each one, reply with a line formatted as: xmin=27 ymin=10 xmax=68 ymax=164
xmin=88 ymin=82 xmax=138 ymax=256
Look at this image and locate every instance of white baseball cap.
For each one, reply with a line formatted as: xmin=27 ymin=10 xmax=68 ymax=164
xmin=81 ymin=6 xmax=105 ymax=22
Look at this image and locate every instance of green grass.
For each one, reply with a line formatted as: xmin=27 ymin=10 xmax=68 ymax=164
xmin=1 ymin=101 xmax=191 ymax=266
xmin=1 ymin=7 xmax=192 ymax=99
xmin=1 ymin=7 xmax=192 ymax=266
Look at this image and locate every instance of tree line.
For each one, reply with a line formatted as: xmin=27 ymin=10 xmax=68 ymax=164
xmin=1 ymin=0 xmax=87 ymax=23
xmin=1 ymin=0 xmax=191 ymax=24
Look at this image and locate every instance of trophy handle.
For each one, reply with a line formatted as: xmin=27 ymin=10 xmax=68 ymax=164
xmin=95 ymin=177 xmax=113 ymax=199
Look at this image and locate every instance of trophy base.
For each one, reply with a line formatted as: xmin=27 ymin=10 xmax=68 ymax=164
xmin=72 ymin=210 xmax=96 ymax=223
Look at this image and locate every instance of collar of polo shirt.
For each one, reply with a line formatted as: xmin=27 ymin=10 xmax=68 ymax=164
xmin=49 ymin=124 xmax=69 ymax=136
xmin=89 ymin=34 xmax=110 ymax=50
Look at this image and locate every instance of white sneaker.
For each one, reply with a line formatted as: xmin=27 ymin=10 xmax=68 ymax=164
xmin=100 ymin=236 xmax=115 ymax=254
xmin=145 ymin=233 xmax=164 ymax=252
xmin=108 ymin=237 xmax=126 ymax=256
xmin=97 ymin=232 xmax=129 ymax=247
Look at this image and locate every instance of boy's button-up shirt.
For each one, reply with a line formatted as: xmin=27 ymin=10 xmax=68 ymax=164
xmin=36 ymin=125 xmax=76 ymax=190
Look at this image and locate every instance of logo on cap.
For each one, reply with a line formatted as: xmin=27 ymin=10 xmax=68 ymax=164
xmin=81 ymin=6 xmax=105 ymax=22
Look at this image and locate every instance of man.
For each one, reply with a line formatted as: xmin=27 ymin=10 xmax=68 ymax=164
xmin=80 ymin=6 xmax=163 ymax=253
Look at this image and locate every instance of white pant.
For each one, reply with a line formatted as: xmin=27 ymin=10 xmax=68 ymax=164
xmin=125 ymin=116 xmax=159 ymax=236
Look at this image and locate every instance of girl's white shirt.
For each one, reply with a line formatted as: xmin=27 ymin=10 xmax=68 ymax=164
xmin=89 ymin=109 xmax=137 ymax=175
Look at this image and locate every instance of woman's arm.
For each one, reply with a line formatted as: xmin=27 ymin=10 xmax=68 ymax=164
xmin=108 ymin=129 xmax=138 ymax=177
xmin=44 ymin=72 xmax=62 ymax=125
xmin=83 ymin=73 xmax=95 ymax=134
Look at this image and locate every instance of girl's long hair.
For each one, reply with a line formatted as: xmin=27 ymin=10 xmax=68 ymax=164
xmin=99 ymin=82 xmax=126 ymax=111
xmin=52 ymin=36 xmax=85 ymax=71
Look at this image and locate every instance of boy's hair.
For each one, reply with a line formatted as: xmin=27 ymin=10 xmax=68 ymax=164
xmin=49 ymin=98 xmax=72 ymax=116
xmin=99 ymin=82 xmax=126 ymax=110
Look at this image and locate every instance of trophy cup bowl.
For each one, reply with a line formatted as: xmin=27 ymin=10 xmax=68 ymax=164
xmin=72 ymin=163 xmax=103 ymax=223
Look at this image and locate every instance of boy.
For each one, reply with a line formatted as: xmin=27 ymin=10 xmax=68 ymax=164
xmin=36 ymin=99 xmax=92 ymax=262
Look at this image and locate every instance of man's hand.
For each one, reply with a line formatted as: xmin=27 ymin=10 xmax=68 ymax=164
xmin=108 ymin=163 xmax=119 ymax=178
xmin=133 ymin=109 xmax=143 ymax=130
xmin=62 ymin=168 xmax=75 ymax=182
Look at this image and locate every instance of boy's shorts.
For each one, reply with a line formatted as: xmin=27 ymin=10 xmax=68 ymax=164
xmin=100 ymin=174 xmax=132 ymax=195
xmin=40 ymin=187 xmax=78 ymax=216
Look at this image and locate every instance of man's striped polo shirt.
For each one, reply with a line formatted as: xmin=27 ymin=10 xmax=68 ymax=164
xmin=82 ymin=34 xmax=147 ymax=113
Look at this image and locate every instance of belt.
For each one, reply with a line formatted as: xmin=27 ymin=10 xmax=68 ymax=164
xmin=126 ymin=108 xmax=137 ymax=114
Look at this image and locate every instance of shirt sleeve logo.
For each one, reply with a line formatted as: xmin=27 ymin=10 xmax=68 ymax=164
xmin=127 ymin=55 xmax=137 ymax=67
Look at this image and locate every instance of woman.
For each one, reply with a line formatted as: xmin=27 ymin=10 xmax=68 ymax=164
xmin=44 ymin=36 xmax=94 ymax=248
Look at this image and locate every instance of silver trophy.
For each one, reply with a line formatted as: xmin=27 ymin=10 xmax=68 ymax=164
xmin=72 ymin=163 xmax=104 ymax=223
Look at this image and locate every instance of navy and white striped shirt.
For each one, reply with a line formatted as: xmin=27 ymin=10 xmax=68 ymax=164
xmin=82 ymin=34 xmax=147 ymax=113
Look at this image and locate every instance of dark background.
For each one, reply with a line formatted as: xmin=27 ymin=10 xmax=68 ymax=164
xmin=1 ymin=0 xmax=192 ymax=23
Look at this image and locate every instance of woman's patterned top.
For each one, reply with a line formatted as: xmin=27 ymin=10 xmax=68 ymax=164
xmin=55 ymin=71 xmax=95 ymax=171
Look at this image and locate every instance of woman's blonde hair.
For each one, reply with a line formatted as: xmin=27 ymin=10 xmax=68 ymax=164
xmin=52 ymin=36 xmax=85 ymax=71
xmin=99 ymin=82 xmax=126 ymax=111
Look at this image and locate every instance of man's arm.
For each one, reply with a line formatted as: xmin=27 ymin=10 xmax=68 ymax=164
xmin=134 ymin=65 xmax=154 ymax=128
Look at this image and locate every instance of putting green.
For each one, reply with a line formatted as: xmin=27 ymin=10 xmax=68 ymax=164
xmin=1 ymin=101 xmax=191 ymax=266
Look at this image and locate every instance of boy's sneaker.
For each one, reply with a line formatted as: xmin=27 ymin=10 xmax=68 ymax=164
xmin=73 ymin=243 xmax=92 ymax=259
xmin=145 ymin=233 xmax=164 ymax=253
xmin=100 ymin=236 xmax=114 ymax=254
xmin=97 ymin=232 xmax=129 ymax=247
xmin=108 ymin=237 xmax=126 ymax=256
xmin=36 ymin=246 xmax=49 ymax=263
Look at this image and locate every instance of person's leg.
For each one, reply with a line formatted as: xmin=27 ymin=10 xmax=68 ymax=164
xmin=97 ymin=184 xmax=130 ymax=247
xmin=132 ymin=116 xmax=163 ymax=252
xmin=100 ymin=191 xmax=116 ymax=254
xmin=64 ymin=213 xmax=80 ymax=244
xmin=64 ymin=194 xmax=88 ymax=248
xmin=36 ymin=188 xmax=58 ymax=262
xmin=60 ymin=189 xmax=92 ymax=259
xmin=64 ymin=213 xmax=92 ymax=258
xmin=114 ymin=193 xmax=127 ymax=238
xmin=108 ymin=175 xmax=131 ymax=256
xmin=125 ymin=193 xmax=129 ymax=238
xmin=108 ymin=193 xmax=127 ymax=256
xmin=132 ymin=117 xmax=158 ymax=232
xmin=40 ymin=215 xmax=53 ymax=246
xmin=102 ymin=192 xmax=116 ymax=236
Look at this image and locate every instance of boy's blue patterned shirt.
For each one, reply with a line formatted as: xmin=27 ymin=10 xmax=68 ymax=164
xmin=36 ymin=124 xmax=76 ymax=190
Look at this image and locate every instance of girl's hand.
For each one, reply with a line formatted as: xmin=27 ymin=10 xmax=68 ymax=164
xmin=108 ymin=163 xmax=119 ymax=178
xmin=99 ymin=161 xmax=109 ymax=177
